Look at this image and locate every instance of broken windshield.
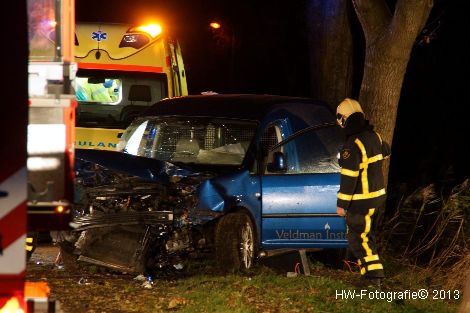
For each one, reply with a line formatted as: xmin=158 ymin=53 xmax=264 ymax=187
xmin=117 ymin=117 xmax=257 ymax=166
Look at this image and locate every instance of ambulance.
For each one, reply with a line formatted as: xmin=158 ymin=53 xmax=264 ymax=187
xmin=74 ymin=22 xmax=188 ymax=150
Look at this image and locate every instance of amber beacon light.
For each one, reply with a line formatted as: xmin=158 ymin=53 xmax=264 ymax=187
xmin=210 ymin=22 xmax=221 ymax=29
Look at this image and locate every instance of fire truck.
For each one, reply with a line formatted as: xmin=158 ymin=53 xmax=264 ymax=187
xmin=0 ymin=0 xmax=76 ymax=311
xmin=74 ymin=22 xmax=188 ymax=151
xmin=27 ymin=0 xmax=76 ymax=234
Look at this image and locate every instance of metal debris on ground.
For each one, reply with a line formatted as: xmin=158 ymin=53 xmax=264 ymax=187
xmin=173 ymin=263 xmax=184 ymax=270
xmin=142 ymin=281 xmax=153 ymax=289
xmin=133 ymin=274 xmax=146 ymax=281
xmin=78 ymin=277 xmax=91 ymax=285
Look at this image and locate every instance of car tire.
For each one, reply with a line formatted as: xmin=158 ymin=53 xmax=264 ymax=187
xmin=215 ymin=212 xmax=256 ymax=272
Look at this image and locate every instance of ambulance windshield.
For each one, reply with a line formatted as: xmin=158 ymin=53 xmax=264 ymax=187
xmin=75 ymin=69 xmax=168 ymax=129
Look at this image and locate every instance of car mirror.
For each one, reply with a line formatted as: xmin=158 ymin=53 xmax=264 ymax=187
xmin=267 ymin=151 xmax=287 ymax=173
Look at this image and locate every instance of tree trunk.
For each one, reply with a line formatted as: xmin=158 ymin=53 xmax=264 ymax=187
xmin=352 ymin=0 xmax=434 ymax=181
xmin=460 ymin=273 xmax=470 ymax=313
xmin=307 ymin=0 xmax=355 ymax=108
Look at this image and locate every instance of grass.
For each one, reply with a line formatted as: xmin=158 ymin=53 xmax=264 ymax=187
xmin=136 ymin=263 xmax=459 ymax=313
xmin=27 ymin=252 xmax=463 ymax=313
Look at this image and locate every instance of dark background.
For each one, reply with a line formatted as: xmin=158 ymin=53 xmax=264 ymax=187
xmin=76 ymin=0 xmax=469 ymax=192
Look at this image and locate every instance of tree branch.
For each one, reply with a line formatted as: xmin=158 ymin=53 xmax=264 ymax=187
xmin=391 ymin=0 xmax=434 ymax=43
xmin=352 ymin=0 xmax=391 ymax=45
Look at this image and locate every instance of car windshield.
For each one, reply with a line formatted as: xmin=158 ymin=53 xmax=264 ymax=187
xmin=117 ymin=117 xmax=258 ymax=166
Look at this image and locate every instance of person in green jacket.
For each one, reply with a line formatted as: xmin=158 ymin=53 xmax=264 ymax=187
xmin=76 ymin=78 xmax=119 ymax=103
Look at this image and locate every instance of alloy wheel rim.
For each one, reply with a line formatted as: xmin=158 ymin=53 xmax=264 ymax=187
xmin=240 ymin=220 xmax=254 ymax=268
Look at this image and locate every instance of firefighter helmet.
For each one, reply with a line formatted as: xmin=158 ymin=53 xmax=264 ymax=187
xmin=336 ymin=98 xmax=364 ymax=128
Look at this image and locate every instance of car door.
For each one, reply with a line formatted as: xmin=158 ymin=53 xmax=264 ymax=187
xmin=260 ymin=123 xmax=347 ymax=250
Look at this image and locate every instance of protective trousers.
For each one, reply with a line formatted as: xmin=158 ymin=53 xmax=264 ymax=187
xmin=346 ymin=207 xmax=384 ymax=278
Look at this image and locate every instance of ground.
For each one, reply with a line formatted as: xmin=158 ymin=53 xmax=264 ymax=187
xmin=26 ymin=241 xmax=462 ymax=313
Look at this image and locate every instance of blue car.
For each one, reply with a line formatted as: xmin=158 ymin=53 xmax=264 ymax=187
xmin=70 ymin=94 xmax=347 ymax=273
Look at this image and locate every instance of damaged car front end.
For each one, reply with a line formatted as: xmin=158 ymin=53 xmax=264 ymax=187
xmin=65 ymin=115 xmax=259 ymax=273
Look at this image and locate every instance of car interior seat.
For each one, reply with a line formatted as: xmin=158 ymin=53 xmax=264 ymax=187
xmin=175 ymin=138 xmax=200 ymax=157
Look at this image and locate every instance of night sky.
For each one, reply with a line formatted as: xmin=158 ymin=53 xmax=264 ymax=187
xmin=76 ymin=0 xmax=469 ymax=191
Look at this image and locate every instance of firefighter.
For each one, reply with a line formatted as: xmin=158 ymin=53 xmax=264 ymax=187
xmin=335 ymin=98 xmax=391 ymax=289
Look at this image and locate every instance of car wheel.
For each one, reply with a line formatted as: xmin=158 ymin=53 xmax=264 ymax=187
xmin=215 ymin=212 xmax=256 ymax=271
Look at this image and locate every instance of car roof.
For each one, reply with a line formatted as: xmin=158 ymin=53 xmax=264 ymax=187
xmin=141 ymin=94 xmax=333 ymax=121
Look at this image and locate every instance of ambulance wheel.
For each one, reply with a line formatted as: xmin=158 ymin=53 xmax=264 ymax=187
xmin=215 ymin=212 xmax=256 ymax=272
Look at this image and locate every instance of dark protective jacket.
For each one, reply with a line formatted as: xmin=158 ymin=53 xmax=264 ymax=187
xmin=337 ymin=129 xmax=391 ymax=213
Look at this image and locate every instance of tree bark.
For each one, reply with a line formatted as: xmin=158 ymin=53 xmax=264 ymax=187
xmin=352 ymin=0 xmax=433 ymax=181
xmin=460 ymin=273 xmax=470 ymax=313
xmin=307 ymin=0 xmax=355 ymax=109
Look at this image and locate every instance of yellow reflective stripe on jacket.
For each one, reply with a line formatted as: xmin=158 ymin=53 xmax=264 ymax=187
xmin=359 ymin=154 xmax=383 ymax=169
xmin=341 ymin=168 xmax=359 ymax=177
xmin=367 ymin=263 xmax=383 ymax=271
xmin=354 ymin=139 xmax=369 ymax=193
xmin=375 ymin=132 xmax=383 ymax=144
xmin=364 ymin=254 xmax=380 ymax=263
xmin=337 ymin=188 xmax=386 ymax=201
xmin=337 ymin=192 xmax=353 ymax=201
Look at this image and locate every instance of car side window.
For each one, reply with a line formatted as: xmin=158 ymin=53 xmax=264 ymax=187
xmin=266 ymin=126 xmax=342 ymax=174
xmin=259 ymin=124 xmax=283 ymax=175
xmin=261 ymin=125 xmax=282 ymax=151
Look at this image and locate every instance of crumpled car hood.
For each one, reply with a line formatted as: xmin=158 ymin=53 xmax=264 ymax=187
xmin=74 ymin=148 xmax=254 ymax=224
xmin=75 ymin=149 xmax=196 ymax=183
